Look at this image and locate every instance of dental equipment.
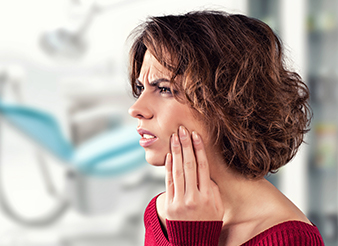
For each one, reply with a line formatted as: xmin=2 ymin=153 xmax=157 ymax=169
xmin=40 ymin=0 xmax=140 ymax=59
xmin=0 ymin=68 xmax=148 ymax=227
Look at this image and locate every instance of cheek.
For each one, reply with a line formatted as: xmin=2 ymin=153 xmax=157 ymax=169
xmin=156 ymin=100 xmax=206 ymax=147
xmin=158 ymin=104 xmax=187 ymax=132
xmin=158 ymin=104 xmax=200 ymax=138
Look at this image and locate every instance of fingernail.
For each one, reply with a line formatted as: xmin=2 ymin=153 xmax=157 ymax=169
xmin=179 ymin=126 xmax=187 ymax=139
xmin=172 ymin=133 xmax=180 ymax=146
xmin=192 ymin=131 xmax=200 ymax=143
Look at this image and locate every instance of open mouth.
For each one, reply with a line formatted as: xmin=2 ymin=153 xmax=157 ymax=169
xmin=143 ymin=133 xmax=156 ymax=139
xmin=137 ymin=129 xmax=158 ymax=147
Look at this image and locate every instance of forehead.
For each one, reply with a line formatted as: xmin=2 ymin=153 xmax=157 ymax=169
xmin=138 ymin=50 xmax=173 ymax=80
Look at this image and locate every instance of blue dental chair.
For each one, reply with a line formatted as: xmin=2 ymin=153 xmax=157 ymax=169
xmin=0 ymin=98 xmax=146 ymax=226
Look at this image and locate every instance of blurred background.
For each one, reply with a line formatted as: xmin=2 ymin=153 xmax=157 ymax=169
xmin=0 ymin=0 xmax=336 ymax=245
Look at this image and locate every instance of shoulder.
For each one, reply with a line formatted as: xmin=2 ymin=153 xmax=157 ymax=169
xmin=251 ymin=179 xmax=313 ymax=234
xmin=243 ymin=221 xmax=324 ymax=246
xmin=238 ymin=180 xmax=322 ymax=245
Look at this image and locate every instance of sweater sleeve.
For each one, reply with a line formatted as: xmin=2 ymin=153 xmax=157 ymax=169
xmin=166 ymin=220 xmax=223 ymax=246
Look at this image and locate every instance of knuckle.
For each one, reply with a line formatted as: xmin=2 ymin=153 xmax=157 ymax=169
xmin=198 ymin=160 xmax=208 ymax=169
xmin=201 ymin=191 xmax=212 ymax=202
xmin=185 ymin=199 xmax=197 ymax=209
xmin=205 ymin=189 xmax=212 ymax=197
xmin=184 ymin=160 xmax=195 ymax=169
xmin=166 ymin=178 xmax=174 ymax=187
xmin=201 ymin=191 xmax=209 ymax=199
xmin=173 ymin=169 xmax=183 ymax=178
xmin=180 ymin=137 xmax=191 ymax=146
xmin=186 ymin=203 xmax=197 ymax=210
xmin=172 ymin=145 xmax=181 ymax=154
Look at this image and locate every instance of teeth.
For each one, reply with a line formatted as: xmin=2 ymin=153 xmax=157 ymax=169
xmin=143 ymin=134 xmax=155 ymax=139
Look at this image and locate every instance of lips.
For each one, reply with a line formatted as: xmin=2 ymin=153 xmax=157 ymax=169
xmin=137 ymin=128 xmax=158 ymax=147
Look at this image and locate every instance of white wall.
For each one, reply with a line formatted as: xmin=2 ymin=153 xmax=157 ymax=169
xmin=279 ymin=0 xmax=309 ymax=214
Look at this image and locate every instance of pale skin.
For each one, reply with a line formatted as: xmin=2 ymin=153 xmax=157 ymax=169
xmin=129 ymin=50 xmax=311 ymax=246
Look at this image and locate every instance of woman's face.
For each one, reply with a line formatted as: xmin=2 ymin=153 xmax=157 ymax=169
xmin=128 ymin=50 xmax=209 ymax=166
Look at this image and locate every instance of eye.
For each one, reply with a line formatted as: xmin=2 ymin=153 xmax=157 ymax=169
xmin=158 ymin=86 xmax=172 ymax=95
xmin=135 ymin=84 xmax=144 ymax=96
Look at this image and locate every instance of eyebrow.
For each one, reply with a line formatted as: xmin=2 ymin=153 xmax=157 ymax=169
xmin=136 ymin=78 xmax=170 ymax=86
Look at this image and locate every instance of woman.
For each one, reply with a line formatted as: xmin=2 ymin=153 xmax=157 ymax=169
xmin=128 ymin=11 xmax=324 ymax=246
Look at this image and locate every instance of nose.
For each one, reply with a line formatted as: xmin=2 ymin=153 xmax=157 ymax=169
xmin=128 ymin=93 xmax=153 ymax=120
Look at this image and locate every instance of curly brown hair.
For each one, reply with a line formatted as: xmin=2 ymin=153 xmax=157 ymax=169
xmin=128 ymin=11 xmax=311 ymax=179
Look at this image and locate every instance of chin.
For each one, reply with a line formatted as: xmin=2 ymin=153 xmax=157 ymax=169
xmin=144 ymin=150 xmax=166 ymax=166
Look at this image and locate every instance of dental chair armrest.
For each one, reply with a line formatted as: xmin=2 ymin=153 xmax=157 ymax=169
xmin=72 ymin=125 xmax=146 ymax=176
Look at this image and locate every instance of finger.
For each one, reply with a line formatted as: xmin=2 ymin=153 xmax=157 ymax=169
xmin=179 ymin=126 xmax=198 ymax=194
xmin=192 ymin=131 xmax=210 ymax=193
xmin=165 ymin=153 xmax=174 ymax=203
xmin=171 ymin=133 xmax=185 ymax=199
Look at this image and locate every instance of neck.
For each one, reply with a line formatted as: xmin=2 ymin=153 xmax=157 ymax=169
xmin=208 ymin=156 xmax=270 ymax=226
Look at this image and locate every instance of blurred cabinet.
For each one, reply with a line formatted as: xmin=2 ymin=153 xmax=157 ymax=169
xmin=248 ymin=0 xmax=280 ymax=33
xmin=249 ymin=0 xmax=338 ymax=245
xmin=307 ymin=0 xmax=338 ymax=245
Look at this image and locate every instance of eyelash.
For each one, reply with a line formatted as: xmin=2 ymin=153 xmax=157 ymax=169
xmin=135 ymin=85 xmax=144 ymax=95
xmin=158 ymin=86 xmax=172 ymax=95
xmin=135 ymin=84 xmax=173 ymax=96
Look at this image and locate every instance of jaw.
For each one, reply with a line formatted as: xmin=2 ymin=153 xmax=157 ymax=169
xmin=144 ymin=147 xmax=168 ymax=166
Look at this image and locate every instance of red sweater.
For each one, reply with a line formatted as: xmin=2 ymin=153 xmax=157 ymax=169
xmin=144 ymin=194 xmax=324 ymax=246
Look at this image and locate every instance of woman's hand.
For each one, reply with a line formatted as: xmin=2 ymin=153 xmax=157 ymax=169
xmin=165 ymin=126 xmax=224 ymax=221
